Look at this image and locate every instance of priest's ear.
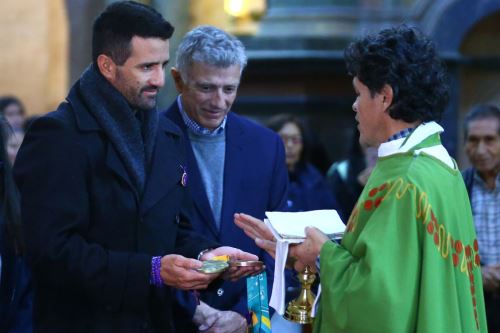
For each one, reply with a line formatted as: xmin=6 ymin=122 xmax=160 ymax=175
xmin=96 ymin=54 xmax=117 ymax=81
xmin=380 ymin=84 xmax=394 ymax=112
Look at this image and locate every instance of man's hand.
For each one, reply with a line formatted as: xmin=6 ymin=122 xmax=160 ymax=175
xmin=234 ymin=213 xmax=327 ymax=271
xmin=289 ymin=227 xmax=329 ymax=271
xmin=234 ymin=213 xmax=277 ymax=258
xmin=193 ymin=302 xmax=247 ymax=333
xmin=201 ymin=246 xmax=262 ymax=281
xmin=160 ymin=254 xmax=219 ymax=290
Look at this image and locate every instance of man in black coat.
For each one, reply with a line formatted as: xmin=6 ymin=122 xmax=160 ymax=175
xmin=13 ymin=2 xmax=257 ymax=332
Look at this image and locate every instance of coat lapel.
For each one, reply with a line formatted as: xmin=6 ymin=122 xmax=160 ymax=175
xmin=105 ymin=142 xmax=138 ymax=201
xmin=219 ymin=114 xmax=244 ymax=232
xmin=69 ymin=85 xmax=139 ymax=202
xmin=141 ymin=116 xmax=184 ymax=215
xmin=165 ymin=103 xmax=219 ymax=238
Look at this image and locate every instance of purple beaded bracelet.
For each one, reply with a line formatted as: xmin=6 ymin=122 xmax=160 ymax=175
xmin=150 ymin=256 xmax=163 ymax=287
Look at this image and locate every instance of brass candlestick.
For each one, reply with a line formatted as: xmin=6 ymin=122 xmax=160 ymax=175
xmin=284 ymin=265 xmax=316 ymax=324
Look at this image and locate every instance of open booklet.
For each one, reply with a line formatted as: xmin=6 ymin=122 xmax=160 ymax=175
xmin=265 ymin=209 xmax=345 ymax=315
xmin=265 ymin=209 xmax=345 ymax=242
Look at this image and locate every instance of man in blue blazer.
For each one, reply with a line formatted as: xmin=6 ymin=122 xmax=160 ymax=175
xmin=13 ymin=4 xmax=257 ymax=332
xmin=164 ymin=26 xmax=288 ymax=332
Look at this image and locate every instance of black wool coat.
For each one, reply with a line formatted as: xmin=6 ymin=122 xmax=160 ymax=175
xmin=13 ymin=84 xmax=217 ymax=333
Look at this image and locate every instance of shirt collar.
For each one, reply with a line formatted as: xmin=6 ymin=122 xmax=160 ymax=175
xmin=378 ymin=121 xmax=444 ymax=157
xmin=473 ymin=170 xmax=500 ymax=190
xmin=386 ymin=127 xmax=415 ymax=142
xmin=177 ymin=95 xmax=226 ymax=136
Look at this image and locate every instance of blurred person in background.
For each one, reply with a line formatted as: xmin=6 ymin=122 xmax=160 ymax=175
xmin=327 ymin=128 xmax=377 ymax=222
xmin=308 ymin=135 xmax=332 ymax=176
xmin=6 ymin=130 xmax=24 ymax=167
xmin=462 ymin=104 xmax=500 ymax=333
xmin=0 ymin=97 xmax=26 ymax=131
xmin=268 ymin=114 xmax=341 ymax=214
xmin=0 ymin=118 xmax=32 ymax=333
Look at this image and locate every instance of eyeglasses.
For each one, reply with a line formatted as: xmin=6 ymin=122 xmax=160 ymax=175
xmin=280 ymin=135 xmax=303 ymax=145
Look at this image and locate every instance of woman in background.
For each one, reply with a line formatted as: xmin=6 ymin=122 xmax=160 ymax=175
xmin=0 ymin=118 xmax=32 ymax=333
xmin=0 ymin=97 xmax=26 ymax=131
xmin=268 ymin=114 xmax=342 ymax=215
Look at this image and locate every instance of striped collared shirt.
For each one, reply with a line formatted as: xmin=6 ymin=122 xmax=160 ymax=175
xmin=471 ymin=171 xmax=500 ymax=265
xmin=177 ymin=96 xmax=227 ymax=136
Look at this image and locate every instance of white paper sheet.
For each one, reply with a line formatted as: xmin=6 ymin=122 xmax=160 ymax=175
xmin=265 ymin=209 xmax=345 ymax=239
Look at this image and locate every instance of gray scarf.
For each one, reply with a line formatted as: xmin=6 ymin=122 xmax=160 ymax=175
xmin=79 ymin=64 xmax=158 ymax=195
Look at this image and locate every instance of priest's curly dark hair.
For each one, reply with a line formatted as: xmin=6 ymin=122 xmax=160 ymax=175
xmin=344 ymin=25 xmax=449 ymax=123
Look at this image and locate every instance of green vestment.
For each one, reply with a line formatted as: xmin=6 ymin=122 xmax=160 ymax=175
xmin=314 ymin=122 xmax=487 ymax=333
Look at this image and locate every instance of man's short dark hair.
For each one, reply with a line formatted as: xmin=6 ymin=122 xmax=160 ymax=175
xmin=344 ymin=25 xmax=449 ymax=123
xmin=92 ymin=1 xmax=174 ymax=65
xmin=463 ymin=104 xmax=500 ymax=137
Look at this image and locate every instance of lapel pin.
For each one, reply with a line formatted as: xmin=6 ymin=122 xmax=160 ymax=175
xmin=180 ymin=165 xmax=188 ymax=187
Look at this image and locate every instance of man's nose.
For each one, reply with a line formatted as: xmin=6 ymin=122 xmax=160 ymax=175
xmin=211 ymin=89 xmax=226 ymax=109
xmin=476 ymin=140 xmax=488 ymax=154
xmin=150 ymin=67 xmax=165 ymax=88
xmin=352 ymin=101 xmax=358 ymax=112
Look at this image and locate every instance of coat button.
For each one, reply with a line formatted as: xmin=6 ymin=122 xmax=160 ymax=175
xmin=217 ymin=288 xmax=224 ymax=296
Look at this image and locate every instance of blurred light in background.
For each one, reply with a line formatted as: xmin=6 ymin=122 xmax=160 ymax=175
xmin=224 ymin=0 xmax=246 ymax=17
xmin=223 ymin=0 xmax=266 ymax=35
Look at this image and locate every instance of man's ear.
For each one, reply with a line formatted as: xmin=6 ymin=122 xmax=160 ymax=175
xmin=170 ymin=67 xmax=185 ymax=93
xmin=380 ymin=84 xmax=394 ymax=111
xmin=96 ymin=54 xmax=116 ymax=81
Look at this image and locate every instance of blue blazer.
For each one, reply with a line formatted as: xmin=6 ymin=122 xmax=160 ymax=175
xmin=164 ymin=101 xmax=288 ymax=324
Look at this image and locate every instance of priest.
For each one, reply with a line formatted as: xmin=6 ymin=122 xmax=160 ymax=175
xmin=235 ymin=25 xmax=487 ymax=333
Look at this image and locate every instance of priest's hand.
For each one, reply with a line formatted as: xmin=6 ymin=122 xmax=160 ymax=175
xmin=289 ymin=227 xmax=329 ymax=271
xmin=201 ymin=246 xmax=262 ymax=281
xmin=160 ymin=254 xmax=219 ymax=290
xmin=234 ymin=213 xmax=277 ymax=258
